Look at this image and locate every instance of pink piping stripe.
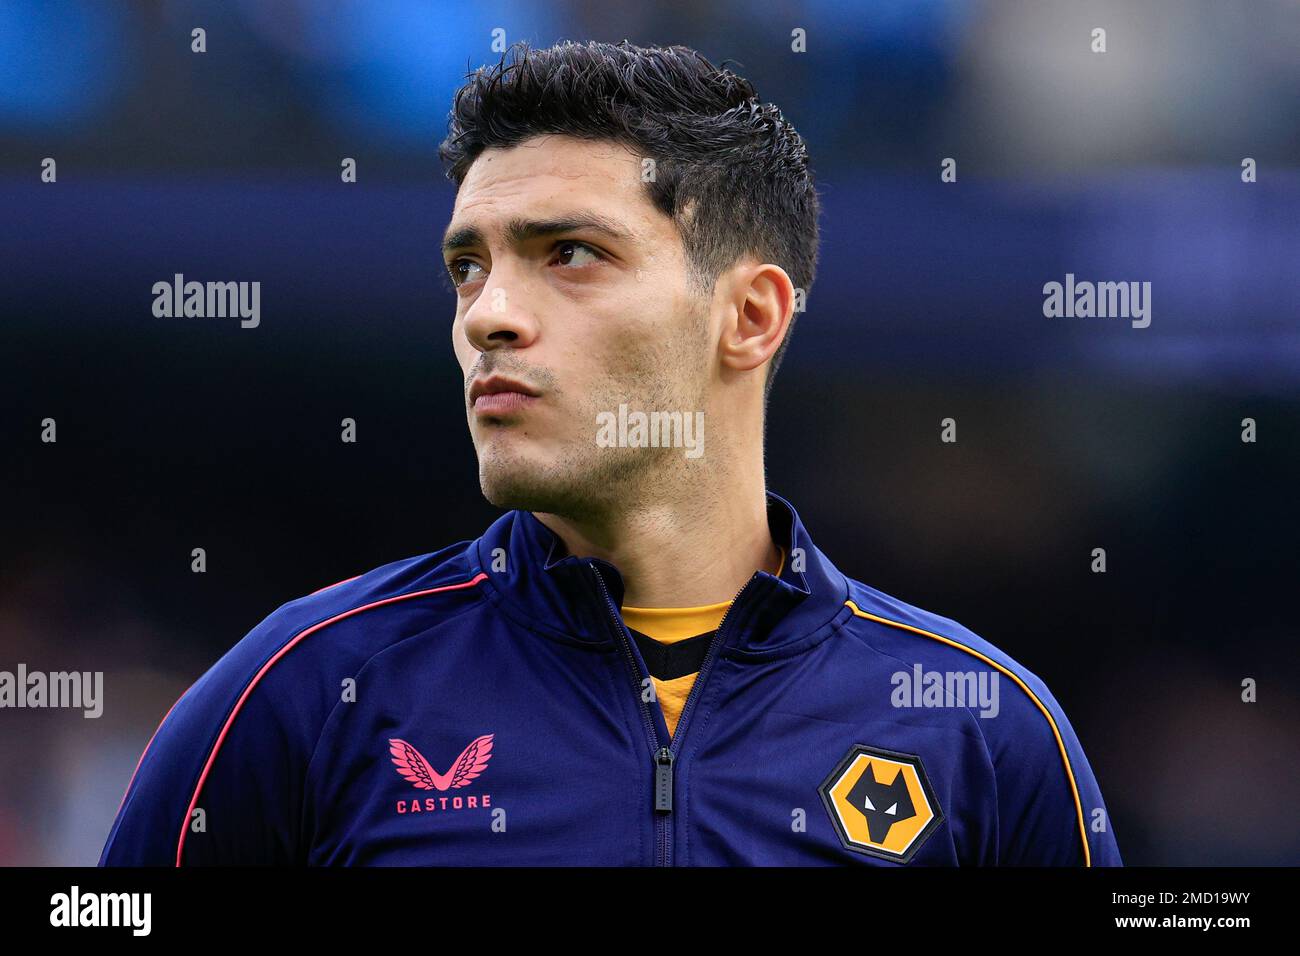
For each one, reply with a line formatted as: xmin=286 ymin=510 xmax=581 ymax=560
xmin=310 ymin=574 xmax=363 ymax=595
xmin=174 ymin=572 xmax=488 ymax=866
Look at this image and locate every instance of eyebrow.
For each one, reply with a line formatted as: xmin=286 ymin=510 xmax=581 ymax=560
xmin=441 ymin=213 xmax=637 ymax=257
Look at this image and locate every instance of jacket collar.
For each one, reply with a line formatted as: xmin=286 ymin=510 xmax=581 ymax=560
xmin=473 ymin=490 xmax=849 ymax=658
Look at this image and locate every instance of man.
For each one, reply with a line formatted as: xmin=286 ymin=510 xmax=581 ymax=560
xmin=100 ymin=40 xmax=1121 ymax=866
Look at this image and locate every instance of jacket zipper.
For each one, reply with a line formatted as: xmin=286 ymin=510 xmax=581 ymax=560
xmin=591 ymin=562 xmax=758 ymax=866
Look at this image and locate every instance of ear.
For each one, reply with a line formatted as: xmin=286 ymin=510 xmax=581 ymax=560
xmin=718 ymin=262 xmax=796 ymax=376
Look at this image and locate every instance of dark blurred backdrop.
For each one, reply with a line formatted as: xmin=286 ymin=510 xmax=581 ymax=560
xmin=1 ymin=0 xmax=1298 ymax=865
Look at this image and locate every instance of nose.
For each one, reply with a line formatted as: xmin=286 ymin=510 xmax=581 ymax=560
xmin=461 ymin=268 xmax=540 ymax=354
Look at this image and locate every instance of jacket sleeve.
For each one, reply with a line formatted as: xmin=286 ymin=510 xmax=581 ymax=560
xmin=99 ymin=611 xmax=322 ymax=866
xmin=985 ymin=672 xmax=1123 ymax=866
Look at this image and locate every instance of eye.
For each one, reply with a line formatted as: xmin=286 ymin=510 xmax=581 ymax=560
xmin=447 ymin=258 xmax=485 ymax=288
xmin=553 ymin=240 xmax=603 ymax=269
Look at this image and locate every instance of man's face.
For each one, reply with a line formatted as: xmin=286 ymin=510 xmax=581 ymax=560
xmin=444 ymin=134 xmax=714 ymax=517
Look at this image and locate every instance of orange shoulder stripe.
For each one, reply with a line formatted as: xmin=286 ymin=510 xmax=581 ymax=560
xmin=845 ymin=599 xmax=1092 ymax=866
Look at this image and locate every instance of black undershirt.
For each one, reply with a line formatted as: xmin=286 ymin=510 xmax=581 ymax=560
xmin=627 ymin=628 xmax=715 ymax=681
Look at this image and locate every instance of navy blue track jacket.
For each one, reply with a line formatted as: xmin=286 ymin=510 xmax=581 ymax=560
xmin=99 ymin=492 xmax=1122 ymax=866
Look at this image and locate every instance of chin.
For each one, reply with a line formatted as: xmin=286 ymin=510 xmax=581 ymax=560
xmin=477 ymin=448 xmax=568 ymax=513
xmin=476 ymin=449 xmax=632 ymax=518
xmin=480 ymin=469 xmax=583 ymax=516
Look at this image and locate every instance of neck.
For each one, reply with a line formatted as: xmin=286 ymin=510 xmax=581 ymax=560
xmin=533 ymin=433 xmax=777 ymax=608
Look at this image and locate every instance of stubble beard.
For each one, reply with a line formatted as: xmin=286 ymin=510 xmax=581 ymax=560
xmin=475 ymin=306 xmax=713 ymax=523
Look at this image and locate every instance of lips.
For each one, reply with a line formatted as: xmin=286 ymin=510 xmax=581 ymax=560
xmin=469 ymin=375 xmax=540 ymax=415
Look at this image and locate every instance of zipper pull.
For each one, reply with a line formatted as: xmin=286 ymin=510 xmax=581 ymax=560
xmin=654 ymin=747 xmax=674 ymax=813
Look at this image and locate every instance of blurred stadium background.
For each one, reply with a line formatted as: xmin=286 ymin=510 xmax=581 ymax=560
xmin=1 ymin=0 xmax=1298 ymax=865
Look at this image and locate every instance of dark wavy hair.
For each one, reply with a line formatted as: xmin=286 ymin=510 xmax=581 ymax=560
xmin=439 ymin=39 xmax=821 ymax=396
